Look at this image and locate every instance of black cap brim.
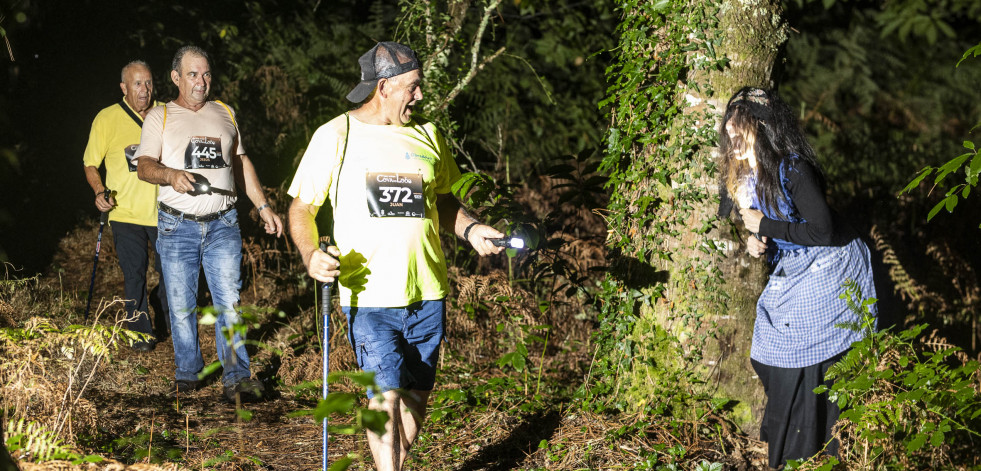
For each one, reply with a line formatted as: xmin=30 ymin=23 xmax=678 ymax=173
xmin=346 ymin=80 xmax=378 ymax=103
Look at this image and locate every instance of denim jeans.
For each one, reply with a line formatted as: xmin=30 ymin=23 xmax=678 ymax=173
xmin=156 ymin=207 xmax=250 ymax=386
xmin=342 ymin=299 xmax=445 ymax=398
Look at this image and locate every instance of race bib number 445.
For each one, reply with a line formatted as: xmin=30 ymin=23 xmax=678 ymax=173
xmin=184 ymin=136 xmax=226 ymax=169
xmin=366 ymin=171 xmax=425 ymax=218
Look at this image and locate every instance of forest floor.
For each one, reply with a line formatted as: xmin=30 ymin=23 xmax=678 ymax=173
xmin=2 ymin=216 xmax=772 ymax=471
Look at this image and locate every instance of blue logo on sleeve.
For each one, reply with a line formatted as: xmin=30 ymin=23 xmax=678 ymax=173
xmin=405 ymin=151 xmax=435 ymax=164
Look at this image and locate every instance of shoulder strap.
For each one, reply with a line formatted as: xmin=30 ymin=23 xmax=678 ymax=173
xmin=162 ymin=103 xmax=167 ymax=131
xmin=118 ymin=101 xmax=144 ymax=128
xmin=214 ymin=100 xmax=237 ymax=126
xmin=328 ymin=113 xmax=350 ymax=237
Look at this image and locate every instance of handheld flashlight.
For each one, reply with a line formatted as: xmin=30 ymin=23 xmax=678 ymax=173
xmin=188 ymin=173 xmax=211 ymax=194
xmin=490 ymin=237 xmax=525 ymax=249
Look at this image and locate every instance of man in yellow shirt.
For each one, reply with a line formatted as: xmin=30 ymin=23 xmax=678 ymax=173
xmin=288 ymin=42 xmax=504 ymax=471
xmin=83 ymin=60 xmax=167 ymax=352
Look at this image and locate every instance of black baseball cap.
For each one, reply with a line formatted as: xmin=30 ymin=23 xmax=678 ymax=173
xmin=346 ymin=42 xmax=421 ymax=103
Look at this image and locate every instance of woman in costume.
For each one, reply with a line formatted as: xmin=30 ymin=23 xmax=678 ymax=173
xmin=719 ymin=87 xmax=876 ymax=468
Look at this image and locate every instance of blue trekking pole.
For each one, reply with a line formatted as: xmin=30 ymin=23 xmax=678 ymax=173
xmin=319 ymin=241 xmax=332 ymax=471
xmin=84 ymin=190 xmax=112 ymax=321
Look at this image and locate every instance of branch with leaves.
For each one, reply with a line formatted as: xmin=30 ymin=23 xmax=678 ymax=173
xmin=901 ymin=44 xmax=981 ymax=227
xmin=902 ymin=140 xmax=980 ymax=226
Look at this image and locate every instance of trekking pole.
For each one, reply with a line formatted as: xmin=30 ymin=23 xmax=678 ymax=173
xmin=319 ymin=241 xmax=332 ymax=471
xmin=84 ymin=190 xmax=112 ymax=321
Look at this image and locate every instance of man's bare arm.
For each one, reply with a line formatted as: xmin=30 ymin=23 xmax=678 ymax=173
xmin=233 ymin=154 xmax=283 ymax=236
xmin=233 ymin=154 xmax=269 ymax=208
xmin=83 ymin=165 xmax=115 ymax=212
xmin=288 ymin=198 xmax=340 ymax=282
xmin=435 ymin=193 xmax=504 ymax=256
xmin=136 ymin=156 xmax=195 ymax=192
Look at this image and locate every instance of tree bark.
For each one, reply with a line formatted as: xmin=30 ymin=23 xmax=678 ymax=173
xmin=605 ymin=0 xmax=786 ymax=434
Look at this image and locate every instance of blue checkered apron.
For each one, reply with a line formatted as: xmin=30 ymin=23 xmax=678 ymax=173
xmin=750 ymin=237 xmax=876 ymax=368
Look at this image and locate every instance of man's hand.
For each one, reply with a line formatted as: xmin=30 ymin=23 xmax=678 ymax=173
xmin=747 ymin=235 xmax=768 ymax=258
xmin=466 ymin=224 xmax=506 ymax=256
xmin=165 ymin=168 xmax=199 ymax=194
xmin=94 ymin=192 xmax=115 ymax=212
xmin=258 ymin=206 xmax=284 ymax=237
xmin=738 ymin=207 xmax=764 ymax=234
xmin=306 ymin=245 xmax=342 ymax=283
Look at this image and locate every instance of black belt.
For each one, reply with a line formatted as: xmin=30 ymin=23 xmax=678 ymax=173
xmin=159 ymin=202 xmax=233 ymax=222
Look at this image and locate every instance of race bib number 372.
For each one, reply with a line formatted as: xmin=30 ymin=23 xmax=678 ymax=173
xmin=184 ymin=136 xmax=226 ymax=169
xmin=366 ymin=171 xmax=425 ymax=218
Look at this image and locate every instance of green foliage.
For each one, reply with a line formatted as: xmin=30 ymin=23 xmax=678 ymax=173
xmin=806 ymin=283 xmax=981 ymax=469
xmin=902 ymin=140 xmax=980 ymax=225
xmin=5 ymin=419 xmax=102 ymax=464
xmin=451 ymin=171 xmax=544 ymax=252
xmin=783 ymin=1 xmax=981 ymax=204
xmin=132 ymin=0 xmax=396 ymax=185
xmin=588 ymin=0 xmax=727 ymax=413
xmin=957 ymin=40 xmax=981 ymax=67
xmin=792 ymin=0 xmax=980 ymax=45
xmin=106 ymin=428 xmax=183 ymax=464
xmin=398 ymin=0 xmax=616 ymax=177
xmin=900 ymin=46 xmax=981 ymax=227
xmin=283 ymin=370 xmax=388 ymax=437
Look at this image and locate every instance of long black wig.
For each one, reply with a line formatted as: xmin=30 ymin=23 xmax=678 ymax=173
xmin=718 ymin=87 xmax=826 ymax=220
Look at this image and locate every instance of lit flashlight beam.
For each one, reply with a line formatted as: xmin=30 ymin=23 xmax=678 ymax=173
xmin=188 ymin=172 xmax=211 ymax=194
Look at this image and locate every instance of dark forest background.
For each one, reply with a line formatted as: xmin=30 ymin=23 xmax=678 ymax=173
xmin=1 ymin=0 xmax=980 ymax=469
xmin=2 ymin=0 xmax=978 ymax=271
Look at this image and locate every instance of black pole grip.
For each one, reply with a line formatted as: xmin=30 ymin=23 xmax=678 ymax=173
xmin=99 ymin=189 xmax=111 ymax=224
xmin=319 ymin=242 xmax=332 ymax=291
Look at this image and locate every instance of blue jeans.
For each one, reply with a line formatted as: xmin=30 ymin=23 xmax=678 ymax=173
xmin=343 ymin=300 xmax=445 ymax=398
xmin=156 ymin=207 xmax=250 ymax=386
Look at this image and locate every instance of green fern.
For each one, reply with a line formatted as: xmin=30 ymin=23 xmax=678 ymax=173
xmin=5 ymin=419 xmax=70 ymax=462
xmin=812 ymin=291 xmax=981 ymax=468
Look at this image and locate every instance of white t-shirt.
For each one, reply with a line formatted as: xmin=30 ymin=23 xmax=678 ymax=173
xmin=136 ymin=101 xmax=244 ymax=215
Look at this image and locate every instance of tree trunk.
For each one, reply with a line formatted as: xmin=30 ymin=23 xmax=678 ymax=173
xmin=600 ymin=0 xmax=786 ymax=433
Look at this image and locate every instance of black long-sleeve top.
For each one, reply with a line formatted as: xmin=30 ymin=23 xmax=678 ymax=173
xmin=757 ymin=159 xmax=856 ymax=247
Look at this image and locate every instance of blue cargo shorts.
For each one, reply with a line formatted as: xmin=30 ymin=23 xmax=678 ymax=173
xmin=342 ymin=299 xmax=445 ymax=398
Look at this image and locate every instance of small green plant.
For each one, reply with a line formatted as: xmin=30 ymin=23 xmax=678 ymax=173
xmin=107 ymin=428 xmax=183 ymax=464
xmin=285 ymin=370 xmax=388 ymax=438
xmin=805 ymin=281 xmax=981 ymax=469
xmin=5 ymin=419 xmax=102 ymax=464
